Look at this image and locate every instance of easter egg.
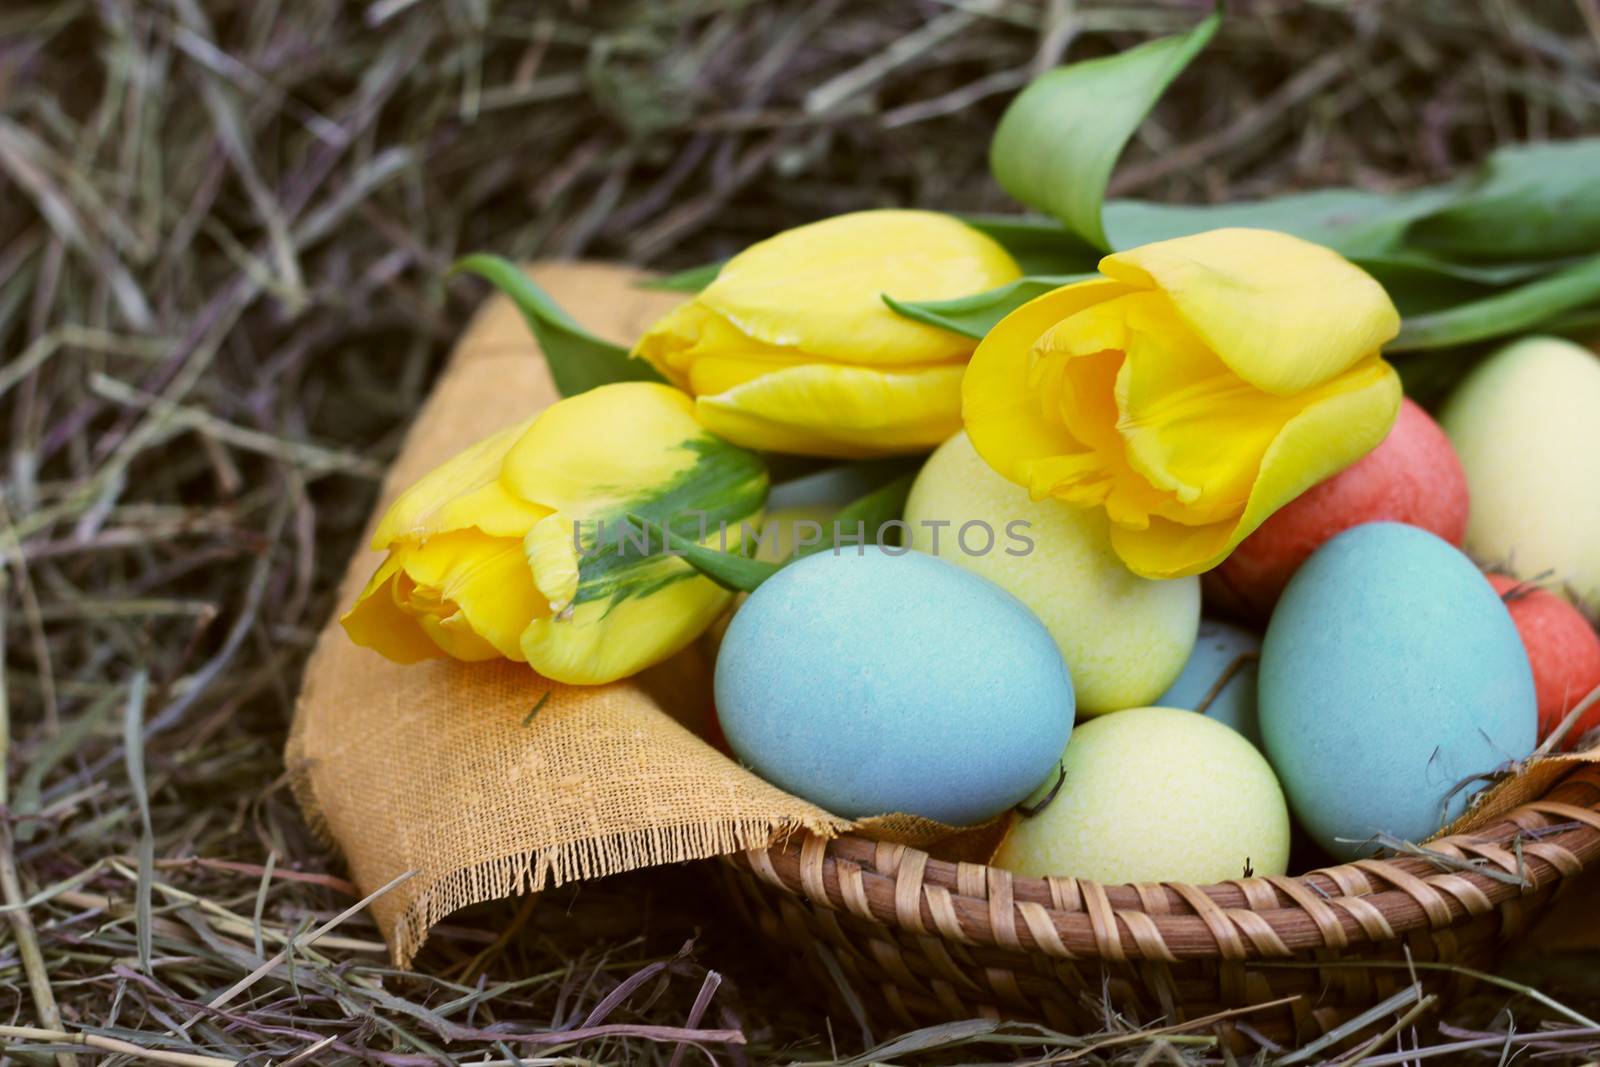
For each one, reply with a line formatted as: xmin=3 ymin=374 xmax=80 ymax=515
xmin=1486 ymin=574 xmax=1600 ymax=749
xmin=706 ymin=505 xmax=837 ymax=652
xmin=1441 ymin=336 xmax=1600 ymax=615
xmin=905 ymin=432 xmax=1199 ymax=714
xmin=1155 ymin=620 xmax=1262 ymax=746
xmin=1208 ymin=399 xmax=1468 ymax=620
xmin=714 ymin=546 xmax=1073 ymax=825
xmin=992 ymin=707 xmax=1290 ymax=883
xmin=1260 ymin=522 xmax=1537 ymax=860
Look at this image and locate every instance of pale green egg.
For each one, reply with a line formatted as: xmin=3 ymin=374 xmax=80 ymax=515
xmin=1441 ymin=336 xmax=1600 ymax=616
xmin=905 ymin=432 xmax=1199 ymax=714
xmin=993 ymin=707 xmax=1291 ymax=883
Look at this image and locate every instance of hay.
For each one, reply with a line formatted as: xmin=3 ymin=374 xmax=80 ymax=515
xmin=2 ymin=0 xmax=1598 ymax=1061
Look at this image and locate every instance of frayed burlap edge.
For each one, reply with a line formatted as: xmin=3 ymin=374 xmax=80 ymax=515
xmin=385 ymin=815 xmax=844 ymax=966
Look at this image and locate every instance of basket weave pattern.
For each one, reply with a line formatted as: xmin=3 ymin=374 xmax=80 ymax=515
xmin=720 ymin=763 xmax=1600 ymax=1044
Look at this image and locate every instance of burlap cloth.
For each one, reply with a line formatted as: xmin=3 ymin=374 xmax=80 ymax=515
xmin=288 ymin=263 xmax=1597 ymax=967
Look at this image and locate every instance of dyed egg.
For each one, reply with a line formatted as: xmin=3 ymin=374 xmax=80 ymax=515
xmin=1441 ymin=337 xmax=1600 ymax=616
xmin=715 ymin=547 xmax=1073 ymax=825
xmin=706 ymin=505 xmax=837 ymax=652
xmin=1260 ymin=523 xmax=1537 ymax=860
xmin=1208 ymin=398 xmax=1468 ymax=620
xmin=905 ymin=432 xmax=1198 ymax=714
xmin=993 ymin=707 xmax=1290 ymax=883
xmin=1155 ymin=620 xmax=1262 ymax=747
xmin=1486 ymin=574 xmax=1600 ymax=749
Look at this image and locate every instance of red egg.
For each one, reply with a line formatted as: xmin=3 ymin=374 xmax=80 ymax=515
xmin=1487 ymin=573 xmax=1600 ymax=748
xmin=1207 ymin=398 xmax=1469 ymax=620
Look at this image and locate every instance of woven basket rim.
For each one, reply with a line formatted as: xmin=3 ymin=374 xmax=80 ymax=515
xmin=727 ymin=762 xmax=1600 ymax=962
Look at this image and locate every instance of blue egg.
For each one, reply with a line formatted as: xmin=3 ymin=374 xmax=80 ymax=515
xmin=715 ymin=546 xmax=1074 ymax=825
xmin=1260 ymin=522 xmax=1536 ymax=861
xmin=1157 ymin=620 xmax=1263 ymax=746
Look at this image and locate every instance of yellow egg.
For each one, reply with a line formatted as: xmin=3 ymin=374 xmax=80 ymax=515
xmin=905 ymin=432 xmax=1198 ymax=713
xmin=992 ymin=707 xmax=1291 ymax=883
xmin=1441 ymin=337 xmax=1600 ymax=615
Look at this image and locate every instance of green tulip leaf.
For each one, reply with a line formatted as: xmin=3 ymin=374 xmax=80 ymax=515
xmin=884 ymin=274 xmax=1094 ymax=339
xmin=798 ymin=472 xmax=918 ymax=555
xmin=989 ymin=12 xmax=1220 ymax=250
xmin=1391 ymin=251 xmax=1600 ymax=351
xmin=1102 ymin=187 xmax=1452 ymax=258
xmin=637 ymin=465 xmax=919 ymax=591
xmin=959 ymin=215 xmax=1102 ymax=275
xmin=637 ymin=259 xmax=726 ymax=293
xmin=1547 ymin=304 xmax=1600 ymax=336
xmin=453 ymin=254 xmax=666 ymax=397
xmin=626 ymin=514 xmax=779 ymax=594
xmin=1354 ymin=251 xmax=1572 ymax=288
xmin=1404 ymin=140 xmax=1600 ymax=262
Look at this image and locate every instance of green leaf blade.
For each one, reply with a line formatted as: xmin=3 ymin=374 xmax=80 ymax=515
xmin=452 ymin=254 xmax=667 ymax=397
xmin=958 ymin=215 xmax=1102 ymax=275
xmin=798 ymin=472 xmax=917 ymax=557
xmin=1391 ymin=251 xmax=1600 ymax=351
xmin=989 ymin=12 xmax=1220 ymax=249
xmin=1102 ymin=186 xmax=1453 ymax=258
xmin=636 ymin=259 xmax=725 ymax=293
xmin=1404 ymin=140 xmax=1600 ymax=262
xmin=884 ymin=274 xmax=1093 ymax=339
xmin=627 ymin=514 xmax=778 ymax=594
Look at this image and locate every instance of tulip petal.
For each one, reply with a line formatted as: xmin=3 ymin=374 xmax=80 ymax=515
xmin=393 ymin=529 xmax=547 ymax=660
xmin=686 ymin=353 xmax=815 ymax=397
xmin=348 ymin=382 xmax=766 ymax=679
xmin=525 ymin=512 xmax=581 ymax=614
xmin=502 ymin=383 xmax=708 ymax=512
xmin=1109 ymin=356 xmax=1401 ymax=577
xmin=632 ymin=302 xmax=811 ymax=389
xmin=415 ymin=610 xmax=503 ymax=661
xmin=522 ymin=505 xmax=760 ymax=683
xmin=697 ymin=210 xmax=1022 ymax=366
xmin=1108 ymin=516 xmax=1237 ymax=582
xmin=521 ymin=570 xmax=732 ymax=685
xmin=696 ymin=361 xmax=967 ymax=457
xmin=1025 ymin=293 xmax=1192 ymax=526
xmin=340 ymin=554 xmax=446 ymax=663
xmin=495 ymin=382 xmax=768 ymax=681
xmin=1100 ymin=228 xmax=1400 ymax=395
xmin=963 ymin=278 xmax=1136 ymax=485
xmin=370 ymin=417 xmax=547 ymax=548
xmin=1113 ymin=294 xmax=1310 ymax=525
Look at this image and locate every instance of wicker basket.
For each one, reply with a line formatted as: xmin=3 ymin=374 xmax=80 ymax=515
xmin=719 ymin=761 xmax=1600 ymax=1047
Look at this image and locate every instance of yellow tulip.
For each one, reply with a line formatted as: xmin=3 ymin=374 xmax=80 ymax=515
xmin=963 ymin=228 xmax=1402 ymax=579
xmin=342 ymin=383 xmax=767 ymax=684
xmin=633 ymin=210 xmax=1022 ymax=458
